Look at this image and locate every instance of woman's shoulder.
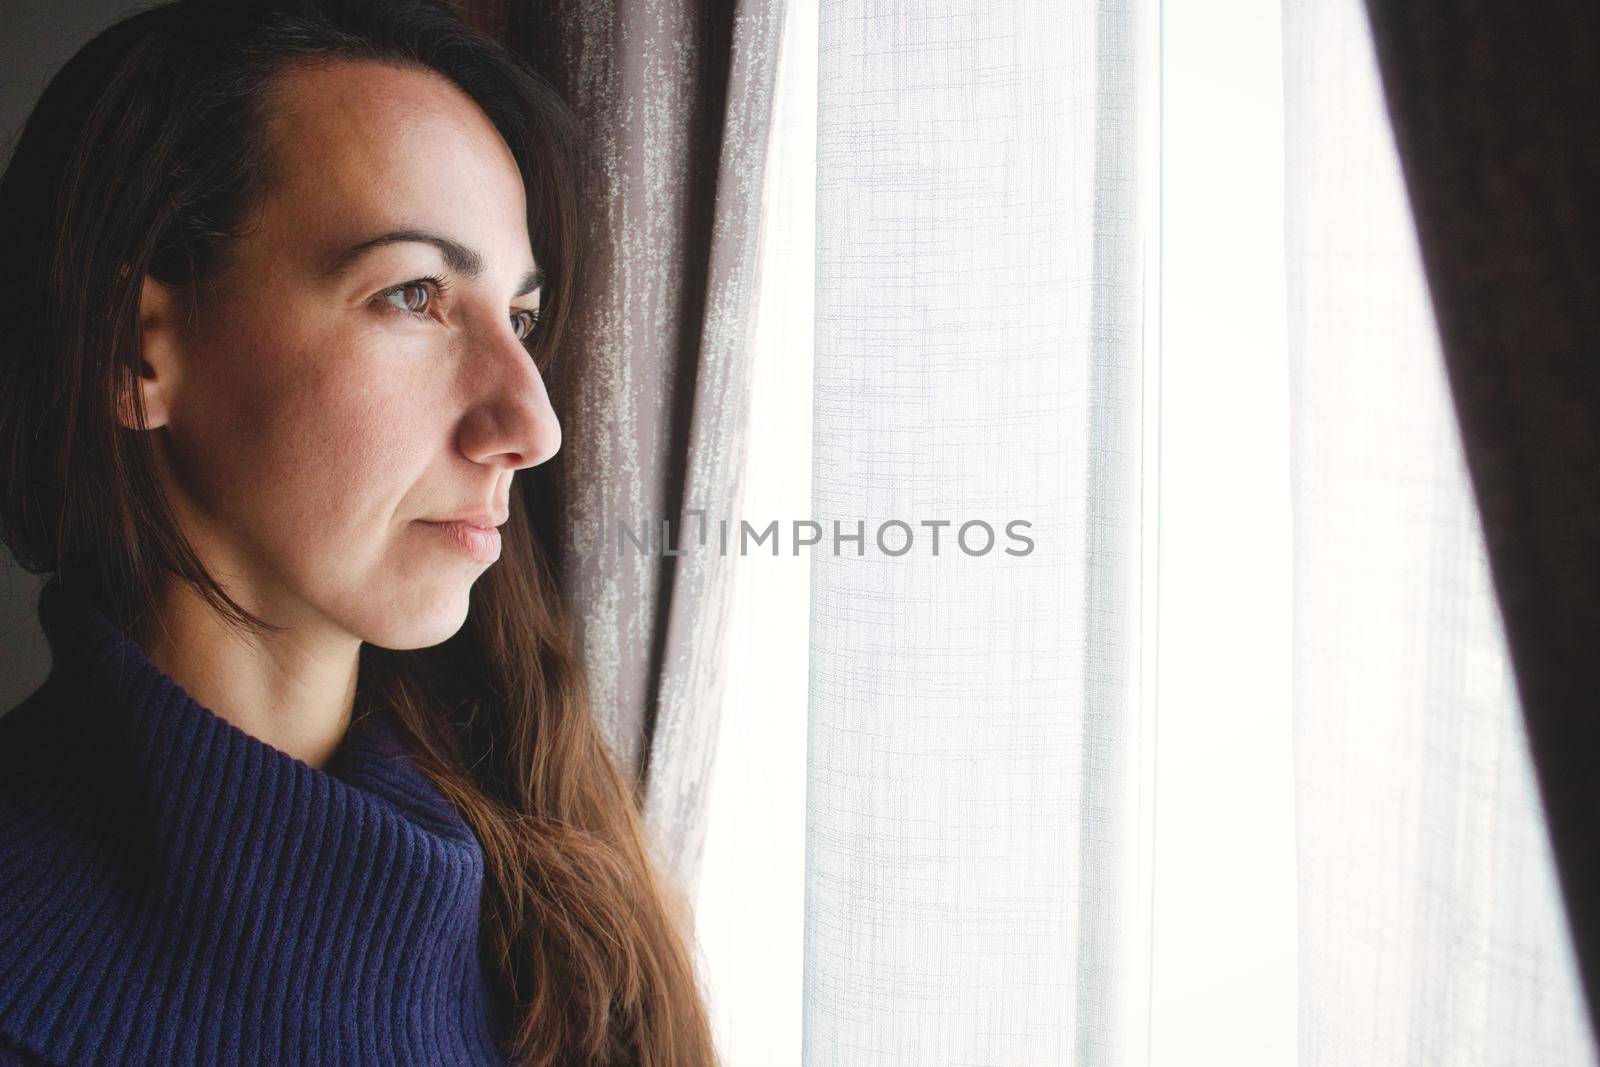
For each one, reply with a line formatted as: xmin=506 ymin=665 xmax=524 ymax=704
xmin=0 ymin=676 xmax=70 ymax=756
xmin=0 ymin=684 xmax=78 ymax=1067
xmin=0 ymin=1031 xmax=55 ymax=1066
xmin=0 ymin=687 xmax=113 ymax=1067
xmin=0 ymin=679 xmax=83 ymax=802
xmin=0 ymin=679 xmax=100 ymax=886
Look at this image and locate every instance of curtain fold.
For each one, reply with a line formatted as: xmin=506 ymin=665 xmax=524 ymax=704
xmin=463 ymin=0 xmax=787 ymax=898
xmin=1354 ymin=0 xmax=1600 ymax=1043
xmin=807 ymin=3 xmax=1147 ymax=1061
xmin=1283 ymin=0 xmax=1595 ymax=1061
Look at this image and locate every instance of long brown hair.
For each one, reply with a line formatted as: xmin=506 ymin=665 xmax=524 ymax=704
xmin=0 ymin=1 xmax=718 ymax=1063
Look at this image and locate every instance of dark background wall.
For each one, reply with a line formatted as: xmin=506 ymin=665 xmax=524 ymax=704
xmin=0 ymin=1 xmax=149 ymax=711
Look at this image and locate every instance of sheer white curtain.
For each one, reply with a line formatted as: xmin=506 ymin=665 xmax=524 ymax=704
xmin=806 ymin=2 xmax=1149 ymax=1063
xmin=696 ymin=0 xmax=1598 ymax=1063
xmin=1282 ymin=0 xmax=1595 ymax=1062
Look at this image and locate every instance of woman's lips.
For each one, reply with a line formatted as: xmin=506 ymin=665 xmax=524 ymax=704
xmin=420 ymin=519 xmax=502 ymax=564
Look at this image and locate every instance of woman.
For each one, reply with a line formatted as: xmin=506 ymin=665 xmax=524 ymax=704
xmin=0 ymin=1 xmax=719 ymax=1064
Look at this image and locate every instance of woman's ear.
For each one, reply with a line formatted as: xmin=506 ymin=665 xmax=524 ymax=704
xmin=118 ymin=273 xmax=185 ymax=432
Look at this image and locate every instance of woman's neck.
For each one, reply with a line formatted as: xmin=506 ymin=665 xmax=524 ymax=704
xmin=132 ymin=576 xmax=362 ymax=770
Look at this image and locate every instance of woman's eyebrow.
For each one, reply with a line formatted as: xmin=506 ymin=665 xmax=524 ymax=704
xmin=323 ymin=227 xmax=544 ymax=296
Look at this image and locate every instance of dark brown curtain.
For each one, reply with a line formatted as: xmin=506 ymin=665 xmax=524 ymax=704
xmin=1361 ymin=0 xmax=1600 ymax=1039
xmin=459 ymin=0 xmax=787 ymax=900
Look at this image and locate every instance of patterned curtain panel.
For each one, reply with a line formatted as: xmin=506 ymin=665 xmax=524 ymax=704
xmin=462 ymin=0 xmax=788 ymax=898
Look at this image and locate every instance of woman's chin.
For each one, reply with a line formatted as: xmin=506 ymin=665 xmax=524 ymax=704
xmin=354 ymin=574 xmax=475 ymax=651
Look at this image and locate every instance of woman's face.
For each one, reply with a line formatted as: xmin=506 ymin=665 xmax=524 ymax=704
xmin=137 ymin=59 xmax=560 ymax=649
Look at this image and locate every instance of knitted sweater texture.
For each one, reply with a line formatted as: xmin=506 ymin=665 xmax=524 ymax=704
xmin=0 ymin=576 xmax=508 ymax=1065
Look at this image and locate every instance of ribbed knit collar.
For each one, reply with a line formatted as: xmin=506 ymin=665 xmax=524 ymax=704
xmin=0 ymin=575 xmax=508 ymax=1065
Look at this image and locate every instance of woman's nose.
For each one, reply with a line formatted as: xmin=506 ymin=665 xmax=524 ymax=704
xmin=456 ymin=317 xmax=562 ymax=471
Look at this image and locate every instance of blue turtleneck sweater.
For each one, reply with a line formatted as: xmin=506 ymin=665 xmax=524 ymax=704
xmin=0 ymin=576 xmax=509 ymax=1065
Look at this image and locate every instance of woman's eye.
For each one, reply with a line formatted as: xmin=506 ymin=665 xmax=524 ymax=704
xmin=376 ymin=279 xmax=538 ymax=344
xmin=511 ymin=308 xmax=541 ymax=341
xmin=379 ymin=278 xmax=440 ymax=317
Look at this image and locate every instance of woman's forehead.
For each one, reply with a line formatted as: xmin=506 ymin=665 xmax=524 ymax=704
xmin=251 ymin=59 xmax=530 ymax=261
